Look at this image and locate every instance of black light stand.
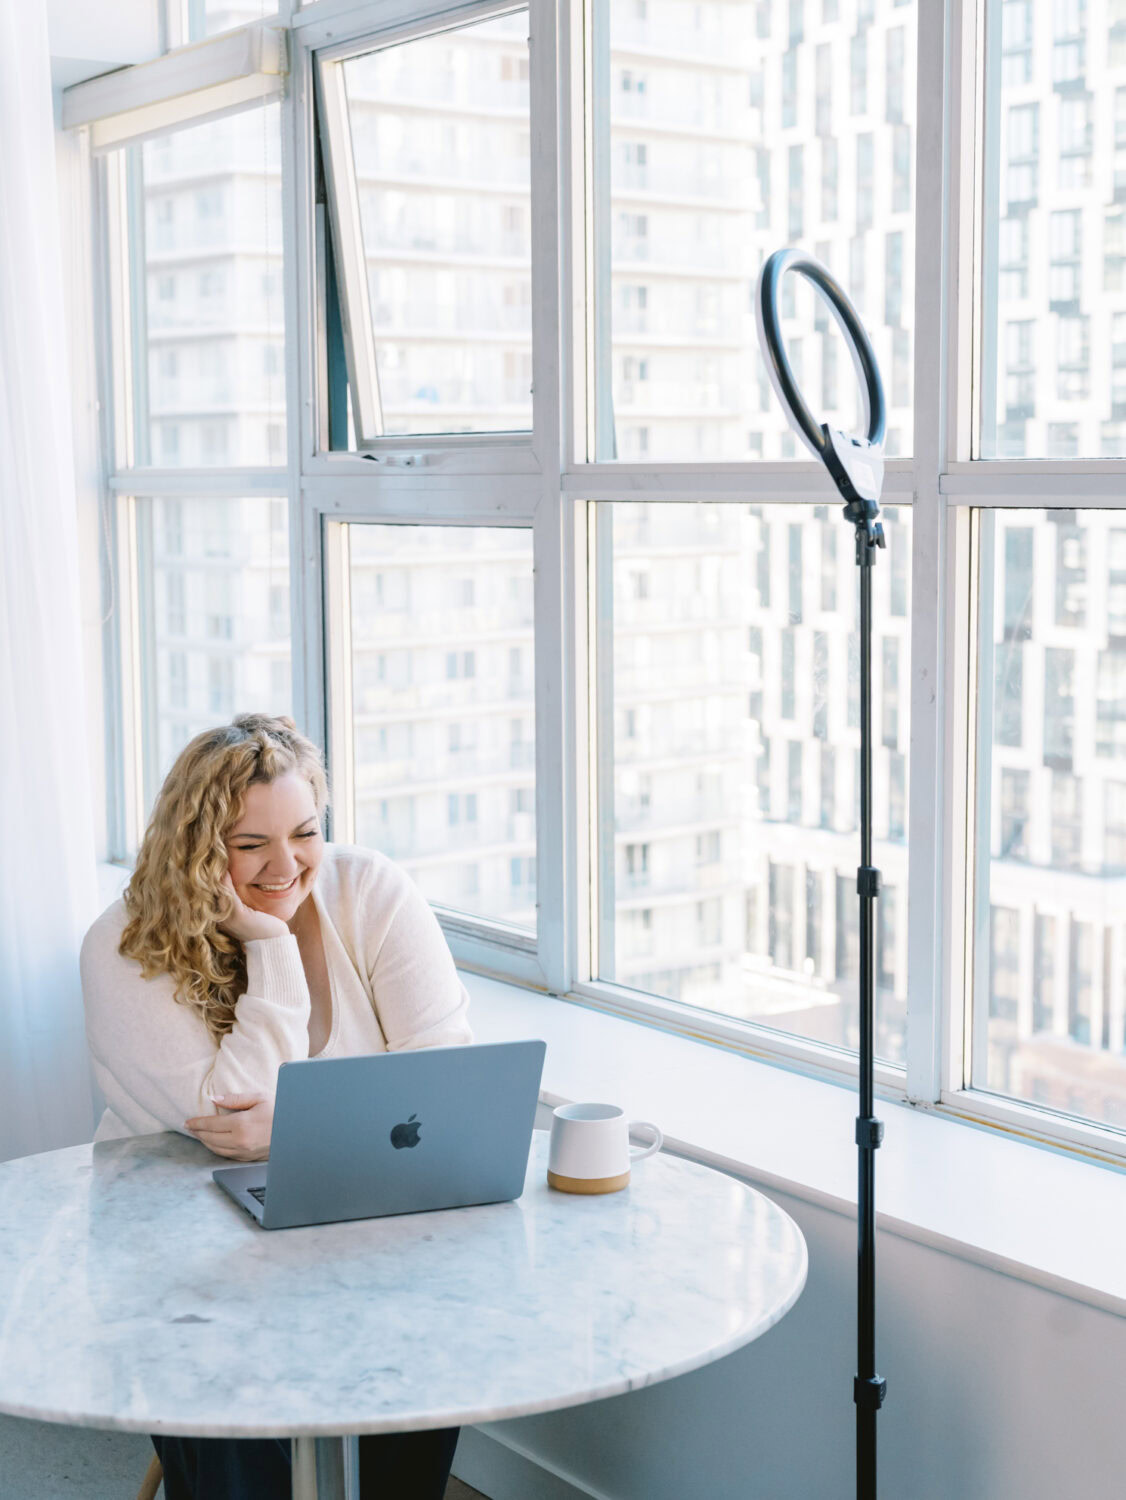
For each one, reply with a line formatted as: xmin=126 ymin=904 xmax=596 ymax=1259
xmin=754 ymin=249 xmax=888 ymax=1500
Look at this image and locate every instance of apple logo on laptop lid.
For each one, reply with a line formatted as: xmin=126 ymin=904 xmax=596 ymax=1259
xmin=390 ymin=1114 xmax=421 ymax=1150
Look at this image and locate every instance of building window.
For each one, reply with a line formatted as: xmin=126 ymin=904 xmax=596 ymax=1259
xmin=990 ymin=906 xmax=1020 ymax=1023
xmin=994 ymin=642 xmax=1023 ymax=747
xmin=888 ymin=751 xmax=906 ymax=840
xmin=1056 ymin=316 xmax=1090 ymax=401
xmin=892 ymin=124 xmax=911 ymax=214
xmin=769 ymin=863 xmax=795 ymax=971
xmin=821 ymin=136 xmax=839 ymax=222
xmin=782 ymin=49 xmax=797 ymax=129
xmin=1069 ymin=920 xmax=1096 ymax=1045
xmin=787 ymin=741 xmax=803 ymax=823
xmin=886 ymin=26 xmax=905 ymax=122
xmin=1005 ymin=321 xmax=1035 ymax=420
xmin=1001 ymin=0 xmax=1033 ymax=85
xmin=998 ymin=216 xmax=1029 ymax=299
xmin=816 ymin=43 xmax=833 ymax=136
xmin=999 ymin=768 xmax=1030 ymax=859
xmin=882 ymin=638 xmax=899 ymax=748
xmin=788 ymin=145 xmax=804 ymax=239
xmin=1053 ymin=516 xmax=1086 ymax=628
xmin=851 ymin=31 xmax=867 ymax=115
xmin=1096 ymin=648 xmax=1126 ymax=760
xmin=1050 ymin=772 xmax=1083 ymax=870
xmin=1006 ymin=103 xmax=1039 ymax=208
xmin=1106 ymin=783 xmax=1126 ymax=871
xmin=1044 ymin=648 xmax=1076 ymax=768
xmin=1033 ymin=914 xmax=1057 ymax=1033
xmin=856 ymin=134 xmax=874 ymax=230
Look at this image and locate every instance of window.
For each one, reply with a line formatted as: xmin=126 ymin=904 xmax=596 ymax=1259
xmin=598 ymin=502 xmax=909 ymax=1064
xmin=1001 ymin=0 xmax=1033 ymax=84
xmin=1057 ymin=317 xmax=1090 ymax=402
xmin=886 ymin=27 xmax=905 ymax=122
xmin=1058 ymin=98 xmax=1092 ymax=189
xmin=990 ymin=907 xmax=1020 ymax=1023
xmin=124 ymin=498 xmax=292 ymax=814
xmin=976 ymin=513 xmax=1126 ymax=1128
xmin=856 ymin=134 xmax=874 ymax=230
xmin=999 ymin=769 xmax=1030 ymax=859
xmin=994 ymin=641 xmax=1023 ymax=747
xmin=779 ymin=38 xmax=805 ymax=132
xmin=345 ymin=525 xmax=535 ymax=931
xmin=321 ymin=12 xmax=533 ymax=441
xmin=781 ymin=143 xmax=802 ymax=240
xmin=998 ymin=217 xmax=1028 ymax=300
xmin=982 ymin=0 xmax=1126 ymax=458
xmin=1049 ymin=210 xmax=1081 ymax=310
xmin=850 ymin=32 xmax=867 ymax=115
xmin=82 ymin=0 xmax=1126 ymax=1174
xmin=592 ymin=0 xmax=916 ymax=459
xmin=816 ymin=43 xmax=833 ymax=137
xmin=1105 ymin=783 xmax=1126 ymax=871
xmin=109 ymin=107 xmax=285 ymax=468
xmin=821 ymin=137 xmax=839 ymax=223
xmin=1053 ymin=516 xmax=1086 ymax=627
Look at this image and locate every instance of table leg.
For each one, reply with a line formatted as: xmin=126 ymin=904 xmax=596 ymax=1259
xmin=291 ymin=1436 xmax=359 ymax=1500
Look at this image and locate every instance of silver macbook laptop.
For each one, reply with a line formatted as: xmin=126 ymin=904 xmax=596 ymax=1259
xmin=212 ymin=1039 xmax=546 ymax=1230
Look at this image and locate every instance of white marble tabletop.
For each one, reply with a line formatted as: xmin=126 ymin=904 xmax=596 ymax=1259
xmin=0 ymin=1129 xmax=807 ymax=1439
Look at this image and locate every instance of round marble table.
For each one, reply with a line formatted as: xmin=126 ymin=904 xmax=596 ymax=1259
xmin=0 ymin=1129 xmax=807 ymax=1499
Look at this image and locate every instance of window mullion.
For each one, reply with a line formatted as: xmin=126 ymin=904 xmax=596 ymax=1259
xmin=530 ymin=0 xmax=574 ymax=993
xmin=904 ymin=0 xmax=958 ymax=1103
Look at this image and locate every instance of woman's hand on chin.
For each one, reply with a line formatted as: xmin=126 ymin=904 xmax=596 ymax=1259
xmin=185 ymin=1093 xmax=274 ymax=1160
xmin=217 ymin=872 xmax=289 ymax=944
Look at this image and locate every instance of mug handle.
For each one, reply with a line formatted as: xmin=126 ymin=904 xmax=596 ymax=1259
xmin=628 ymin=1121 xmax=663 ymax=1162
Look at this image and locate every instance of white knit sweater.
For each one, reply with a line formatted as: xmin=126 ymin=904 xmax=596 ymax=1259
xmin=80 ymin=843 xmax=472 ymax=1141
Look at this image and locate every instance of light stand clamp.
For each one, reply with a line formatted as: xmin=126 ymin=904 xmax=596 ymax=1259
xmin=754 ymin=248 xmax=888 ymax=1500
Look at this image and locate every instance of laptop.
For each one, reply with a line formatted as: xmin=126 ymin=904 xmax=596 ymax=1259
xmin=211 ymin=1039 xmax=546 ymax=1230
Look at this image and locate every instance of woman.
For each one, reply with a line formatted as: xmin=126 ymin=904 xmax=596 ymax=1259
xmin=81 ymin=714 xmax=471 ymax=1500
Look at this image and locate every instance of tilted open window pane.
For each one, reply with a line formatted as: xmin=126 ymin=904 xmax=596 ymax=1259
xmin=322 ymin=13 xmax=533 ymax=443
xmin=974 ymin=510 xmax=1126 ymax=1131
xmin=112 ymin=106 xmax=286 ymax=468
xmin=347 ymin=525 xmax=536 ymax=930
xmin=597 ymin=502 xmax=910 ymax=1064
xmin=590 ymin=0 xmax=916 ymax=462
xmin=134 ymin=496 xmax=291 ymax=825
xmin=979 ymin=1 xmax=1126 ymax=457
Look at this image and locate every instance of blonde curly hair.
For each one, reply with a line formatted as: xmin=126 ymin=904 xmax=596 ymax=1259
xmin=119 ymin=714 xmax=329 ymax=1043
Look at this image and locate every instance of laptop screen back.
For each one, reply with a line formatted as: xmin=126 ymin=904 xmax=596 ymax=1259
xmin=259 ymin=1040 xmax=546 ymax=1229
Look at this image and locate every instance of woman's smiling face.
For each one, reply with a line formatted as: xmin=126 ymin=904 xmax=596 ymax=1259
xmin=224 ymin=771 xmax=324 ymax=926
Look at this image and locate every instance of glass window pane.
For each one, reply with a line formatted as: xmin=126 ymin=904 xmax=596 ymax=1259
xmin=980 ymin=2 xmax=1126 ymax=457
xmin=117 ymin=106 xmax=285 ymax=467
xmin=593 ymin=0 xmax=916 ymax=461
xmin=337 ymin=13 xmax=532 ymax=437
xmin=348 ymin=526 xmax=535 ymax=930
xmin=136 ymin=496 xmax=291 ymax=822
xmin=599 ymin=501 xmax=910 ymax=1064
xmin=977 ymin=510 xmax=1126 ymax=1131
xmin=187 ymin=2 xmax=278 ymax=42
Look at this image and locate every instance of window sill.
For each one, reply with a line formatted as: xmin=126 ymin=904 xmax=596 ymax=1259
xmin=460 ymin=969 xmax=1126 ymax=1319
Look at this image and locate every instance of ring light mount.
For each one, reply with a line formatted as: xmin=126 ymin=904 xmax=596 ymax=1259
xmin=754 ymin=247 xmax=888 ymax=556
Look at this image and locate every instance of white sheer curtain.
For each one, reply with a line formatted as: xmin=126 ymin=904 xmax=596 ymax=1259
xmin=0 ymin=3 xmax=98 ymax=1160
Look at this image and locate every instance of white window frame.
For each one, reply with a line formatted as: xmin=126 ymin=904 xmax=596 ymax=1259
xmin=67 ymin=0 xmax=1126 ymax=1167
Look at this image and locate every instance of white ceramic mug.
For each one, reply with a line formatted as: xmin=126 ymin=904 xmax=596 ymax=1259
xmin=547 ymin=1103 xmax=663 ymax=1194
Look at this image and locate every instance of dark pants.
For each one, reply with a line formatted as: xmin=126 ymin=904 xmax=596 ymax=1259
xmin=151 ymin=1427 xmax=460 ymax=1500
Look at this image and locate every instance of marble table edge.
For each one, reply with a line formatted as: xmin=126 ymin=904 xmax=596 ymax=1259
xmin=0 ymin=1240 xmax=807 ymax=1440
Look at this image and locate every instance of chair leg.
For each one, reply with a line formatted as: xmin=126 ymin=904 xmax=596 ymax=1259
xmin=137 ymin=1452 xmax=163 ymax=1500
